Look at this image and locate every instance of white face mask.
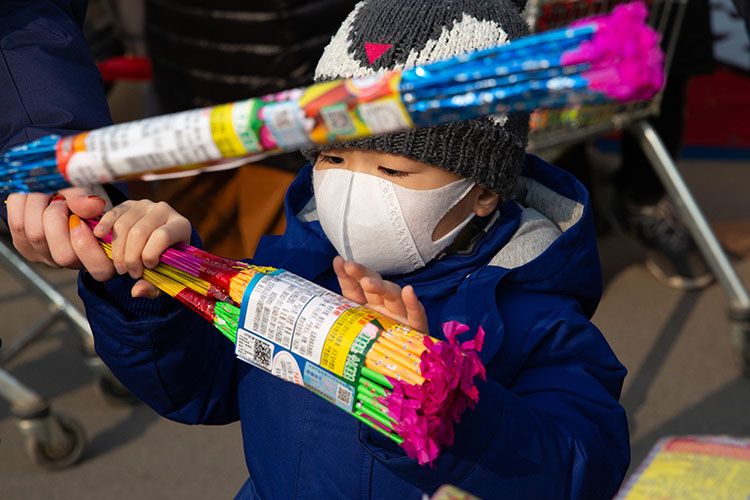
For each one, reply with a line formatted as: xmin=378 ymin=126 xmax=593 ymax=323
xmin=313 ymin=168 xmax=476 ymax=275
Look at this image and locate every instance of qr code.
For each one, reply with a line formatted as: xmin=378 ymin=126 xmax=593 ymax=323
xmin=335 ymin=384 xmax=353 ymax=411
xmin=237 ymin=330 xmax=275 ymax=371
xmin=358 ymin=101 xmax=410 ymax=134
xmin=252 ymin=337 xmax=274 ymax=371
xmin=263 ymin=102 xmax=310 ymax=148
xmin=321 ymin=104 xmax=355 ymax=135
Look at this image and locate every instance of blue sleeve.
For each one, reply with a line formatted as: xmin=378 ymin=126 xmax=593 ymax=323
xmin=79 ymin=272 xmax=242 ymax=425
xmin=358 ymin=299 xmax=630 ymax=499
xmin=0 ymin=0 xmax=112 ymax=152
xmin=76 ymin=231 xmax=244 ymax=425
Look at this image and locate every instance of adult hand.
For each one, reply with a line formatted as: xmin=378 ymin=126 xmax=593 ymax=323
xmin=6 ymin=185 xmax=111 ymax=269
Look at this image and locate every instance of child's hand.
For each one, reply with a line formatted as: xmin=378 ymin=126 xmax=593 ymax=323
xmin=92 ymin=200 xmax=192 ymax=299
xmin=333 ymin=256 xmax=429 ymax=333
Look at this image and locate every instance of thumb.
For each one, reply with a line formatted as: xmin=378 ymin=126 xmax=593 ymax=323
xmin=63 ymin=185 xmax=110 ymax=219
xmin=131 ymin=279 xmax=162 ymax=299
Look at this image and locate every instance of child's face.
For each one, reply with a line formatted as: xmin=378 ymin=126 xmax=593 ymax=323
xmin=314 ymin=149 xmax=499 ymax=240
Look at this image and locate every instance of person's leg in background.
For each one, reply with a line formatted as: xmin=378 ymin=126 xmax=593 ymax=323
xmin=611 ymin=0 xmax=715 ymax=290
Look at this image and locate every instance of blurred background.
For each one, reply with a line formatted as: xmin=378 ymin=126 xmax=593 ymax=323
xmin=1 ymin=0 xmax=749 ymax=497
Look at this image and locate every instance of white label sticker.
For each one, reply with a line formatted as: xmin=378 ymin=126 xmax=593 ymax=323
xmin=357 ymin=101 xmax=411 ymax=134
xmin=271 ymin=351 xmax=303 ymax=386
xmin=83 ymin=108 xmax=222 ymax=176
xmin=242 ymin=272 xmax=357 ymax=365
xmin=65 ymin=151 xmax=113 ymax=185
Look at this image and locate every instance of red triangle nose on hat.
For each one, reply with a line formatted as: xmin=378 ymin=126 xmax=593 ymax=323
xmin=364 ymin=42 xmax=393 ymax=64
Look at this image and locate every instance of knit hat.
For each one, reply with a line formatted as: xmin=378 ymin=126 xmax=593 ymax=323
xmin=308 ymin=0 xmax=531 ymax=199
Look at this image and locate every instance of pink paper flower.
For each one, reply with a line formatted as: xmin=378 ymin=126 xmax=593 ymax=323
xmin=562 ymin=2 xmax=665 ymax=101
xmin=380 ymin=322 xmax=486 ymax=466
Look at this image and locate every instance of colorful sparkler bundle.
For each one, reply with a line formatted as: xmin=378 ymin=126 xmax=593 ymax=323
xmin=81 ymin=218 xmax=486 ymax=466
xmin=1 ymin=3 xmax=662 ymax=194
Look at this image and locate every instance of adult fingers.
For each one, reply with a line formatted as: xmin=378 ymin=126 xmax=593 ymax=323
xmin=6 ymin=193 xmax=36 ymax=260
xmin=68 ymin=215 xmax=115 ymax=282
xmin=23 ymin=193 xmax=55 ymax=265
xmin=402 ymin=285 xmax=429 ymax=333
xmin=131 ymin=279 xmax=162 ymax=299
xmin=42 ymin=196 xmax=81 ymax=268
xmin=64 ymin=185 xmax=110 ymax=219
xmin=333 ymin=257 xmax=366 ymax=304
xmin=141 ymin=214 xmax=191 ymax=269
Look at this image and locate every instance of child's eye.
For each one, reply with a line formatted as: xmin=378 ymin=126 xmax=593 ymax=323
xmin=378 ymin=166 xmax=409 ymax=178
xmin=318 ymin=154 xmax=345 ymax=165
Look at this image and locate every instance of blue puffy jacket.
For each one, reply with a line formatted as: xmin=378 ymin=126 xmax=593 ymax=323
xmin=79 ymin=155 xmax=630 ymax=499
xmin=0 ymin=0 xmax=111 ymax=152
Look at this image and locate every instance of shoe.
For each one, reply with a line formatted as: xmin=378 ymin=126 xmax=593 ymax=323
xmin=619 ymin=195 xmax=714 ymax=291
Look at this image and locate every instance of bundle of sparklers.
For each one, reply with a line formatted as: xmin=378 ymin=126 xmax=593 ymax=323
xmin=1 ymin=3 xmax=662 ymax=194
xmin=2 ymin=2 xmax=663 ymax=466
xmin=82 ymin=218 xmax=485 ymax=466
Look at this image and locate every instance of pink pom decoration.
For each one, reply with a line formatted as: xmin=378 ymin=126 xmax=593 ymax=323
xmin=561 ymin=1 xmax=665 ymax=101
xmin=380 ymin=321 xmax=487 ymax=466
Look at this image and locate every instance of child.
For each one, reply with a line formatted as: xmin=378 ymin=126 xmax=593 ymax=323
xmin=25 ymin=0 xmax=630 ymax=497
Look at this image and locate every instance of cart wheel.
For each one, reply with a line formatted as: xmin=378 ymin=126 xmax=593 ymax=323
xmin=96 ymin=374 xmax=140 ymax=406
xmin=25 ymin=415 xmax=86 ymax=470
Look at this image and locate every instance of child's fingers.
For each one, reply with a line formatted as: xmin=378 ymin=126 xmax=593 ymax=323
xmin=333 ymin=257 xmax=366 ymax=304
xmin=141 ymin=217 xmax=191 ymax=269
xmin=402 ymin=285 xmax=429 ymax=333
xmin=366 ymin=277 xmax=407 ymax=319
xmin=131 ymin=279 xmax=162 ymax=299
xmin=123 ymin=212 xmax=170 ymax=278
xmin=343 ymin=260 xmax=382 ymax=283
xmin=68 ymin=215 xmax=116 ymax=282
xmin=94 ymin=200 xmax=131 ymax=238
xmin=110 ymin=203 xmax=149 ymax=274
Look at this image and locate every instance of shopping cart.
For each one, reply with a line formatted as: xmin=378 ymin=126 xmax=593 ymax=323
xmin=0 ymin=234 xmax=138 ymax=469
xmin=525 ymin=0 xmax=750 ymax=373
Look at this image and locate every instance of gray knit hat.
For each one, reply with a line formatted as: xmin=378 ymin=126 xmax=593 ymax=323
xmin=308 ymin=0 xmax=531 ymax=199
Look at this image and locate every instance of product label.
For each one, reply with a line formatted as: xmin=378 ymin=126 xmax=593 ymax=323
xmin=299 ymin=72 xmax=413 ymax=145
xmin=56 ymin=103 xmax=264 ymax=183
xmin=262 ymin=101 xmax=313 ymax=149
xmin=234 ymin=269 xmax=388 ymax=416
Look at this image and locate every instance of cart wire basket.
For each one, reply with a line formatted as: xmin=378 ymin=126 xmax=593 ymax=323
xmin=526 ymin=0 xmax=750 ymax=373
xmin=527 ymin=0 xmax=686 ymax=149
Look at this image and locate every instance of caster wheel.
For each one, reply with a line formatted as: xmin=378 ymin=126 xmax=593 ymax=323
xmin=96 ymin=375 xmax=140 ymax=406
xmin=25 ymin=415 xmax=86 ymax=470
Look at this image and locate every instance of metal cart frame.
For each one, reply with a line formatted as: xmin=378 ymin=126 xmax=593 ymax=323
xmin=0 ymin=235 xmax=136 ymax=469
xmin=525 ymin=0 xmax=750 ymax=372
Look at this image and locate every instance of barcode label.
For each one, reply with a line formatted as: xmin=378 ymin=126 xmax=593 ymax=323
xmin=336 ymin=384 xmax=353 ymax=410
xmin=358 ymin=100 xmax=411 ymax=134
xmin=236 ymin=329 xmax=274 ymax=371
xmin=263 ymin=101 xmax=312 ymax=149
xmin=320 ymin=103 xmax=356 ymax=136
